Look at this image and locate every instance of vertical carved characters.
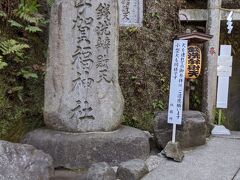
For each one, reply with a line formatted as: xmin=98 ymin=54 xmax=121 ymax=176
xmin=95 ymin=3 xmax=112 ymax=83
xmin=119 ymin=0 xmax=143 ymax=27
xmin=70 ymin=0 xmax=113 ymax=121
xmin=121 ymin=0 xmax=130 ymax=20
xmin=71 ymin=0 xmax=95 ymax=121
xmin=45 ymin=0 xmax=124 ymax=132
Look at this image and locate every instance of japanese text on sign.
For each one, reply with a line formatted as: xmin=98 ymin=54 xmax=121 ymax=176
xmin=185 ymin=46 xmax=202 ymax=79
xmin=168 ymin=40 xmax=188 ymax=125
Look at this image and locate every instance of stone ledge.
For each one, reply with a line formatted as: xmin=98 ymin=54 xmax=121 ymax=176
xmin=22 ymin=126 xmax=150 ymax=169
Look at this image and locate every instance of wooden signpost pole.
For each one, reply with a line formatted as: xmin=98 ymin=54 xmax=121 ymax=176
xmin=168 ymin=40 xmax=188 ymax=144
xmin=184 ymin=80 xmax=190 ymax=111
xmin=164 ymin=40 xmax=188 ymax=162
xmin=172 ymin=124 xmax=176 ymax=143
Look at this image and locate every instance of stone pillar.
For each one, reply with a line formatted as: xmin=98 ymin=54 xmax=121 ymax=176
xmin=44 ymin=0 xmax=124 ymax=132
xmin=203 ymin=0 xmax=222 ymax=122
xmin=22 ymin=0 xmax=150 ymax=169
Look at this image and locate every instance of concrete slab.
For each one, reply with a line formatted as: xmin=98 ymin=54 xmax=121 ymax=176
xmin=233 ymin=168 xmax=240 ymax=180
xmin=142 ymin=134 xmax=240 ymax=180
xmin=213 ymin=131 xmax=240 ymax=139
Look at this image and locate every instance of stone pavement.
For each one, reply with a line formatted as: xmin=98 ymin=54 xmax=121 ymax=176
xmin=142 ymin=132 xmax=240 ymax=180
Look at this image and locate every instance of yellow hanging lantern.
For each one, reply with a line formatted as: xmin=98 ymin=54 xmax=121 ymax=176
xmin=185 ymin=46 xmax=202 ymax=79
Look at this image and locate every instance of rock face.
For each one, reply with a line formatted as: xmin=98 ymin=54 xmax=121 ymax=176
xmin=51 ymin=170 xmax=88 ymax=180
xmin=87 ymin=162 xmax=116 ymax=180
xmin=153 ymin=111 xmax=207 ymax=149
xmin=145 ymin=155 xmax=165 ymax=172
xmin=0 ymin=140 xmax=53 ymax=180
xmin=51 ymin=165 xmax=116 ymax=180
xmin=44 ymin=0 xmax=124 ymax=132
xmin=22 ymin=126 xmax=150 ymax=169
xmin=162 ymin=142 xmax=184 ymax=162
xmin=117 ymin=159 xmax=148 ymax=180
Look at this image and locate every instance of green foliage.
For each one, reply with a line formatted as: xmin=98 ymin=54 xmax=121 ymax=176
xmin=25 ymin=25 xmax=42 ymax=33
xmin=189 ymin=78 xmax=203 ymax=111
xmin=214 ymin=109 xmax=226 ymax=125
xmin=0 ymin=39 xmax=29 ymax=57
xmin=126 ymin=27 xmax=138 ymax=34
xmin=47 ymin=0 xmax=55 ymax=6
xmin=17 ymin=0 xmax=44 ymax=25
xmin=123 ymin=112 xmax=154 ymax=133
xmin=0 ymin=0 xmax=45 ymax=77
xmin=18 ymin=69 xmax=38 ymax=79
xmin=152 ymin=100 xmax=166 ymax=111
xmin=8 ymin=20 xmax=23 ymax=28
xmin=0 ymin=55 xmax=7 ymax=69
xmin=0 ymin=0 xmax=46 ymax=141
xmin=0 ymin=10 xmax=7 ymax=18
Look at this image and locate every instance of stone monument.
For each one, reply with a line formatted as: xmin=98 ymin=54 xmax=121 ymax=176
xmin=22 ymin=0 xmax=149 ymax=169
xmin=44 ymin=0 xmax=123 ymax=133
xmin=119 ymin=0 xmax=143 ymax=27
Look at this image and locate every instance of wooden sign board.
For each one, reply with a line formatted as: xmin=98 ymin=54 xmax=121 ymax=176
xmin=168 ymin=40 xmax=188 ymax=125
xmin=216 ymin=45 xmax=232 ymax=109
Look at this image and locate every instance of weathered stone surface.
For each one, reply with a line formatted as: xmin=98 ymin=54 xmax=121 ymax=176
xmin=112 ymin=166 xmax=119 ymax=173
xmin=51 ymin=170 xmax=88 ymax=180
xmin=145 ymin=155 xmax=165 ymax=172
xmin=22 ymin=126 xmax=150 ymax=169
xmin=153 ymin=111 xmax=207 ymax=149
xmin=45 ymin=0 xmax=124 ymax=132
xmin=117 ymin=159 xmax=148 ymax=180
xmin=162 ymin=141 xmax=184 ymax=162
xmin=119 ymin=0 xmax=143 ymax=26
xmin=0 ymin=140 xmax=53 ymax=180
xmin=51 ymin=162 xmax=116 ymax=180
xmin=87 ymin=162 xmax=116 ymax=180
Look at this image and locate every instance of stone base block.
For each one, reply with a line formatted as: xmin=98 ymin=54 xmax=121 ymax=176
xmin=22 ymin=126 xmax=150 ymax=169
xmin=153 ymin=111 xmax=207 ymax=149
xmin=162 ymin=141 xmax=184 ymax=162
xmin=211 ymin=125 xmax=231 ymax=135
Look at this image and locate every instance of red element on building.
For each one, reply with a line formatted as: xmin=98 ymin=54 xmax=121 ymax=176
xmin=209 ymin=47 xmax=216 ymax=55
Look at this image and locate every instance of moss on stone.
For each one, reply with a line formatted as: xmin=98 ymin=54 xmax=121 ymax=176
xmin=119 ymin=0 xmax=182 ymax=132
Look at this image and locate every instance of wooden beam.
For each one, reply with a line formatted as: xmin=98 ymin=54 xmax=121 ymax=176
xmin=184 ymin=80 xmax=190 ymax=110
xmin=179 ymin=9 xmax=208 ymax=21
xmin=221 ymin=11 xmax=240 ymax=21
xmin=180 ymin=9 xmax=240 ymax=21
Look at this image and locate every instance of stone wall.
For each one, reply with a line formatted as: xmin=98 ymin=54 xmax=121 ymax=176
xmin=119 ymin=0 xmax=181 ymax=131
